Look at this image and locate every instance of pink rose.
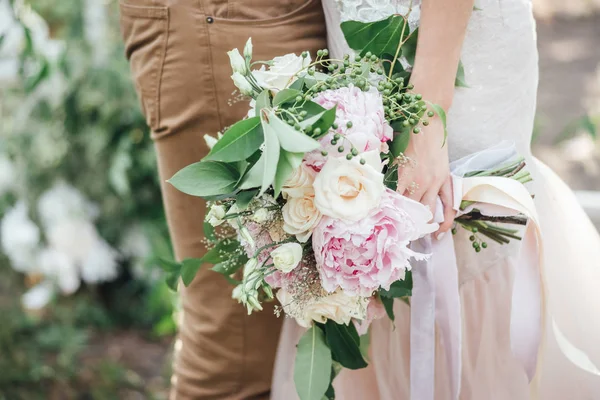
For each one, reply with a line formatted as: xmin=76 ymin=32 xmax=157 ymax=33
xmin=304 ymin=86 xmax=393 ymax=170
xmin=312 ymin=189 xmax=438 ymax=297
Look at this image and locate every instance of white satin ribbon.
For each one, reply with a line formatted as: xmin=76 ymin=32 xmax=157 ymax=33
xmin=409 ymin=142 xmax=545 ymax=400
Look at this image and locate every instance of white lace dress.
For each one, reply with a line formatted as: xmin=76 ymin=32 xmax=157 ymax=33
xmin=271 ymin=1 xmax=600 ymax=398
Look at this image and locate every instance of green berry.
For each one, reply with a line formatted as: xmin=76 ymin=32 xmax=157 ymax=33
xmin=308 ymin=69 xmax=315 ymax=76
xmin=385 ymin=82 xmax=393 ymax=90
xmin=328 ymin=65 xmax=335 ymax=72
xmin=294 ymin=123 xmax=301 ymax=130
xmin=407 ymin=83 xmax=414 ymax=90
xmin=469 ymin=235 xmax=475 ymax=241
xmin=300 ymin=110 xmax=308 ymax=117
xmin=413 ymin=127 xmax=421 ymax=134
xmin=346 ymin=121 xmax=353 ymax=128
xmin=332 ymin=123 xmax=338 ymax=130
xmin=295 ymin=95 xmax=303 ymax=103
xmin=482 ymin=242 xmax=488 ymax=248
xmin=451 ymin=228 xmax=457 ymax=235
xmin=422 ymin=120 xmax=429 ymax=126
xmin=302 ymin=51 xmax=308 ymax=58
xmin=427 ymin=111 xmax=435 ymax=118
xmin=321 ymin=150 xmax=328 ymax=156
xmin=365 ymin=51 xmax=372 ymax=58
xmin=317 ymin=50 xmax=323 ymax=57
xmin=330 ymin=139 xmax=337 ymax=145
xmin=333 ymin=133 xmax=341 ymax=140
xmin=338 ymin=146 xmax=345 ymax=153
xmin=377 ymin=69 xmax=384 ymax=75
xmin=475 ymin=247 xmax=481 ymax=253
xmin=472 ymin=227 xmax=479 ymax=233
xmin=351 ymin=148 xmax=358 ymax=156
xmin=313 ymin=127 xmax=322 ymax=136
xmin=472 ymin=242 xmax=479 ymax=249
xmin=359 ymin=158 xmax=366 ymax=165
xmin=409 ymin=118 xmax=416 ymax=125
xmin=346 ymin=153 xmax=353 ymax=160
xmin=415 ymin=94 xmax=423 ymax=100
xmin=402 ymin=120 xmax=410 ymax=127
xmin=322 ymin=49 xmax=329 ymax=56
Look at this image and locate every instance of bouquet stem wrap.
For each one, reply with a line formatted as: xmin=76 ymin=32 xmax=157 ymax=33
xmin=410 ymin=143 xmax=544 ymax=400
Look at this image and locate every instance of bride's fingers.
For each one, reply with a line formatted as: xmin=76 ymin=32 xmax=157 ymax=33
xmin=436 ymin=178 xmax=457 ymax=239
xmin=420 ymin=188 xmax=439 ymax=220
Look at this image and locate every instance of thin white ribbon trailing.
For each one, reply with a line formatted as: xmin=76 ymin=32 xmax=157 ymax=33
xmin=409 ymin=142 xmax=544 ymax=400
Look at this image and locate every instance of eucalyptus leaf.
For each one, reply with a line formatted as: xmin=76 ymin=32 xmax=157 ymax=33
xmin=235 ymin=189 xmax=259 ymax=210
xmin=294 ymin=326 xmax=332 ymax=400
xmin=273 ymin=88 xmax=302 ymax=106
xmin=168 ymin=161 xmax=239 ymax=198
xmin=165 ymin=272 xmax=180 ymax=291
xmin=155 ymin=257 xmax=181 ymax=273
xmin=204 ymin=117 xmax=263 ymax=162
xmin=380 ymin=271 xmax=413 ymax=298
xmin=181 ymin=258 xmax=204 ymax=286
xmin=402 ymin=28 xmax=419 ymax=66
xmin=289 ymin=76 xmax=306 ymax=91
xmin=204 ymin=221 xmax=217 ymax=243
xmin=381 ymin=296 xmax=395 ymax=321
xmin=389 ymin=126 xmax=411 ymax=157
xmin=263 ymin=109 xmax=320 ymax=153
xmin=324 ymin=321 xmax=368 ymax=370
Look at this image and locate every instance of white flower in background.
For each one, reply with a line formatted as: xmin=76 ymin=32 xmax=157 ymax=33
xmin=313 ymin=150 xmax=385 ymax=221
xmin=227 ymin=48 xmax=247 ymax=74
xmin=231 ymin=72 xmax=254 ymax=96
xmin=206 ymin=204 xmax=227 ymax=227
xmin=0 ymin=154 xmax=15 ymax=196
xmin=0 ymin=202 xmax=41 ymax=272
xmin=243 ymin=38 xmax=253 ymax=60
xmin=37 ymin=181 xmax=98 ymax=228
xmin=37 ymin=247 xmax=80 ymax=294
xmin=21 ymin=281 xmax=55 ymax=311
xmin=271 ymin=243 xmax=303 ymax=273
xmin=81 ymin=238 xmax=119 ymax=284
xmin=252 ymin=52 xmax=311 ymax=91
xmin=120 ymin=225 xmax=153 ymax=280
xmin=276 ymin=288 xmax=369 ymax=328
xmin=83 ymin=0 xmax=108 ymax=66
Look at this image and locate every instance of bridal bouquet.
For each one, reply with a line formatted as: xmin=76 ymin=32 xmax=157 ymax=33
xmin=164 ymin=16 xmax=533 ymax=400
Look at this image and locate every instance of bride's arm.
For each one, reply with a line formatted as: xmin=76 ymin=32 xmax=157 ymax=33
xmin=397 ymin=0 xmax=475 ymax=238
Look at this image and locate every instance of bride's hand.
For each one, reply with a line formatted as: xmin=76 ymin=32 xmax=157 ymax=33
xmin=396 ymin=116 xmax=456 ymax=239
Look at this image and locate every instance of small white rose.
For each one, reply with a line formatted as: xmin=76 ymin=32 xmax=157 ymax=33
xmin=243 ymin=38 xmax=253 ymax=60
xmin=271 ymin=243 xmax=303 ymax=273
xmin=231 ymin=72 xmax=254 ymax=96
xmin=227 ymin=48 xmax=247 ymax=74
xmin=282 ymin=164 xmax=316 ymax=199
xmin=313 ymin=150 xmax=384 ymax=221
xmin=252 ymin=53 xmax=311 ymax=91
xmin=282 ymin=193 xmax=322 ymax=243
xmin=206 ymin=204 xmax=226 ymax=227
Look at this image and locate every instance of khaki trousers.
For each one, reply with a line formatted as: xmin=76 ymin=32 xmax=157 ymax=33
xmin=118 ymin=1 xmax=326 ymax=398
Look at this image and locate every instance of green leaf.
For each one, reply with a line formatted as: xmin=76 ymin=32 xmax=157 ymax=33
xmin=255 ymin=90 xmax=271 ymax=116
xmin=380 ymin=271 xmax=413 ymax=298
xmin=294 ymin=326 xmax=332 ymax=400
xmin=202 ymin=239 xmax=243 ymax=265
xmin=273 ymin=88 xmax=302 ymax=106
xmin=324 ymin=321 xmax=368 ymax=370
xmin=155 ymin=257 xmax=182 ymax=273
xmin=428 ymin=103 xmax=448 ymax=146
xmin=341 ymin=15 xmax=408 ymax=57
xmin=299 ymin=105 xmax=337 ymax=138
xmin=289 ymin=76 xmax=306 ymax=91
xmin=389 ymin=125 xmax=411 ymax=157
xmin=204 ymin=117 xmax=264 ymax=162
xmin=402 ymin=28 xmax=419 ymax=66
xmin=181 ymin=258 xmax=204 ymax=286
xmin=165 ymin=272 xmax=180 ymax=291
xmin=381 ymin=296 xmax=395 ymax=321
xmin=455 ymin=60 xmax=468 ymax=88
xmin=211 ymin=258 xmax=245 ymax=276
xmin=274 ymin=150 xmax=304 ymax=198
xmin=263 ymin=109 xmax=320 ymax=153
xmin=235 ymin=189 xmax=259 ymax=210
xmin=383 ymin=160 xmax=398 ymax=191
xmin=168 ymin=161 xmax=240 ymax=198
xmin=204 ymin=221 xmax=217 ymax=243
xmin=359 ymin=331 xmax=371 ymax=362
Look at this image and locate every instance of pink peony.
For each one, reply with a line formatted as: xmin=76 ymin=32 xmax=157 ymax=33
xmin=304 ymin=86 xmax=393 ymax=170
xmin=354 ymin=297 xmax=387 ymax=335
xmin=312 ymin=189 xmax=438 ymax=297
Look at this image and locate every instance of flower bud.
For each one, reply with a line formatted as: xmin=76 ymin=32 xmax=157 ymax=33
xmin=227 ymin=48 xmax=247 ymax=74
xmin=239 ymin=225 xmax=255 ymax=251
xmin=247 ymin=294 xmax=263 ymax=313
xmin=243 ymin=258 xmax=259 ymax=279
xmin=262 ymin=284 xmax=274 ymax=299
xmin=206 ymin=204 xmax=226 ymax=227
xmin=231 ymin=72 xmax=253 ymax=96
xmin=243 ymin=38 xmax=253 ymax=61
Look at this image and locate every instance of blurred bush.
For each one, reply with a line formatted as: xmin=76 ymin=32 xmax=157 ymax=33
xmin=0 ymin=0 xmax=174 ymax=397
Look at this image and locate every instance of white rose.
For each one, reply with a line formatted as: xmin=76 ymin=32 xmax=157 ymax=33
xmin=282 ymin=164 xmax=316 ymax=199
xmin=231 ymin=72 xmax=253 ymax=96
xmin=277 ymin=289 xmax=369 ymax=328
xmin=282 ymin=193 xmax=322 ymax=242
xmin=313 ymin=150 xmax=384 ymax=221
xmin=227 ymin=48 xmax=247 ymax=74
xmin=206 ymin=204 xmax=226 ymax=226
xmin=252 ymin=52 xmax=311 ymax=91
xmin=271 ymin=243 xmax=303 ymax=273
